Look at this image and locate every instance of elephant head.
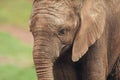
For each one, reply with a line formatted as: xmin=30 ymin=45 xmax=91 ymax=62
xmin=30 ymin=0 xmax=106 ymax=80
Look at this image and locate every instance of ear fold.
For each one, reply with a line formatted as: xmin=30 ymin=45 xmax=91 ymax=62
xmin=72 ymin=0 xmax=106 ymax=62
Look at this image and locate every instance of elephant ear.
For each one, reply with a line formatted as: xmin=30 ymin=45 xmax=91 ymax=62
xmin=72 ymin=0 xmax=106 ymax=62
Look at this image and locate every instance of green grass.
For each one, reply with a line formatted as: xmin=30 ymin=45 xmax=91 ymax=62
xmin=0 ymin=65 xmax=37 ymax=80
xmin=0 ymin=32 xmax=37 ymax=80
xmin=0 ymin=0 xmax=32 ymax=27
xmin=0 ymin=1 xmax=37 ymax=79
xmin=0 ymin=32 xmax=32 ymax=57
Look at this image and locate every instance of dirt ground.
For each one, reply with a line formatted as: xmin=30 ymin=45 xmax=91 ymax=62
xmin=0 ymin=25 xmax=33 ymax=45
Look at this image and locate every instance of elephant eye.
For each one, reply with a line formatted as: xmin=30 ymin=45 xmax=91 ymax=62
xmin=58 ymin=28 xmax=67 ymax=36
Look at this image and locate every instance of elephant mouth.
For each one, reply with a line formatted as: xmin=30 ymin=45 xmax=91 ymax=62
xmin=53 ymin=45 xmax=77 ymax=80
xmin=60 ymin=44 xmax=72 ymax=56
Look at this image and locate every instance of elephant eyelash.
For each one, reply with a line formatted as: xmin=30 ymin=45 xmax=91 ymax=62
xmin=58 ymin=28 xmax=69 ymax=36
xmin=58 ymin=29 xmax=66 ymax=35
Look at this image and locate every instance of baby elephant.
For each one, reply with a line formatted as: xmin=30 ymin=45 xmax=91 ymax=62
xmin=30 ymin=0 xmax=120 ymax=80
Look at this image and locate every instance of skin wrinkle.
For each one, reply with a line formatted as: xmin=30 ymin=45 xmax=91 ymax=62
xmin=106 ymin=4 xmax=120 ymax=80
xmin=106 ymin=0 xmax=120 ymax=14
xmin=31 ymin=1 xmax=79 ymax=45
xmin=30 ymin=0 xmax=81 ymax=32
xmin=31 ymin=8 xmax=60 ymax=19
xmin=31 ymin=1 xmax=80 ymax=80
xmin=30 ymin=0 xmax=120 ymax=80
xmin=30 ymin=0 xmax=67 ymax=29
xmin=31 ymin=12 xmax=65 ymax=33
xmin=31 ymin=0 xmax=82 ymax=21
xmin=33 ymin=50 xmax=54 ymax=79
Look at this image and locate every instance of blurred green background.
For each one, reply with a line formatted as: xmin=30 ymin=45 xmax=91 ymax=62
xmin=0 ymin=0 xmax=37 ymax=80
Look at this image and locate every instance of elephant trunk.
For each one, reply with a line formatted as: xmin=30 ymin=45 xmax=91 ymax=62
xmin=33 ymin=39 xmax=54 ymax=80
xmin=33 ymin=51 xmax=53 ymax=80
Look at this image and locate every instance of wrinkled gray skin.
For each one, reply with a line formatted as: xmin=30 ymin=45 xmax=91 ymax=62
xmin=30 ymin=0 xmax=120 ymax=80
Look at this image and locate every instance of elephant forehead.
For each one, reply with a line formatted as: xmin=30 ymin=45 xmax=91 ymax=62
xmin=30 ymin=14 xmax=64 ymax=27
xmin=30 ymin=11 xmax=76 ymax=31
xmin=30 ymin=0 xmax=78 ymax=30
